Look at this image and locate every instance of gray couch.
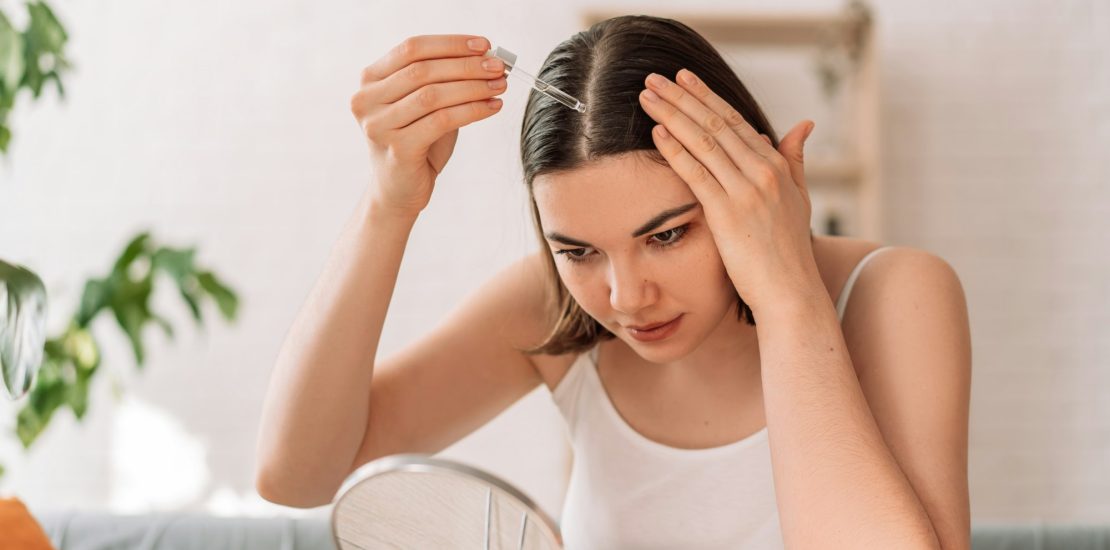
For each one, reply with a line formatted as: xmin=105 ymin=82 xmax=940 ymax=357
xmin=34 ymin=511 xmax=336 ymax=550
xmin=31 ymin=511 xmax=1110 ymax=549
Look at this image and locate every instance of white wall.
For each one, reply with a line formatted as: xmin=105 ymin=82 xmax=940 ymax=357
xmin=876 ymin=1 xmax=1110 ymax=519
xmin=0 ymin=0 xmax=1106 ymax=524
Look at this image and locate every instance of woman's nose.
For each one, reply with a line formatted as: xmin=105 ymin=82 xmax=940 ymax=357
xmin=608 ymin=261 xmax=656 ymax=314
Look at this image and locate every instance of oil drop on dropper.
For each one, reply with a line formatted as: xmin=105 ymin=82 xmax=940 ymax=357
xmin=484 ymin=46 xmax=586 ymax=113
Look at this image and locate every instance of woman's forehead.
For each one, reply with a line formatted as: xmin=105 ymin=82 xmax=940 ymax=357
xmin=532 ymin=154 xmax=696 ymax=222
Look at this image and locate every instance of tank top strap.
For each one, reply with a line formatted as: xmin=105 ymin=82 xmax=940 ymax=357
xmin=835 ymin=246 xmax=895 ymax=321
xmin=550 ymin=344 xmax=601 ymax=439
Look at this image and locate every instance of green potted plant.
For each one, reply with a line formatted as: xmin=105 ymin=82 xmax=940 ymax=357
xmin=0 ymin=1 xmax=239 ymax=481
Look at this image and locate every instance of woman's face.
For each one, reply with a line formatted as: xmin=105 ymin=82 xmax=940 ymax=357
xmin=532 ymin=152 xmax=740 ymax=364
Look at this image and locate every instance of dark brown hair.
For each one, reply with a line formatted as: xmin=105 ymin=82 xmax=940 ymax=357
xmin=520 ymin=15 xmax=794 ymax=357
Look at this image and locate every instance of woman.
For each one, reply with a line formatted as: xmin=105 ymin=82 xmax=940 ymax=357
xmin=256 ymin=15 xmax=972 ymax=549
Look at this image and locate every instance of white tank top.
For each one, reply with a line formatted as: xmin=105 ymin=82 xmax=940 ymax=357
xmin=549 ymin=246 xmax=892 ymax=549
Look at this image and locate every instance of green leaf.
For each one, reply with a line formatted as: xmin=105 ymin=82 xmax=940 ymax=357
xmin=153 ymin=247 xmax=209 ymax=324
xmin=196 ymin=271 xmax=239 ymax=320
xmin=16 ymin=358 xmax=66 ymax=448
xmin=152 ymin=247 xmax=196 ymax=284
xmin=43 ymin=335 xmax=65 ymax=361
xmin=26 ymin=2 xmax=68 ymax=52
xmin=178 ymin=286 xmax=203 ymax=324
xmin=0 ymin=259 xmax=48 ymax=400
xmin=21 ymin=1 xmax=69 ymax=99
xmin=109 ymin=273 xmax=154 ymax=367
xmin=0 ymin=0 xmax=72 ymax=157
xmin=0 ymin=11 xmax=25 ymax=93
xmin=112 ymin=232 xmax=151 ymax=275
xmin=66 ymin=361 xmax=93 ymax=419
xmin=44 ymin=69 xmax=63 ymax=98
xmin=76 ymin=277 xmax=110 ymax=328
xmin=16 ymin=405 xmax=45 ymax=448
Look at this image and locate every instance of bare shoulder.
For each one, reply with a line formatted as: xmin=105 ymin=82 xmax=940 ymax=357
xmin=841 ymin=242 xmax=963 ymax=313
xmin=500 ymin=251 xmax=581 ymax=381
xmin=486 ymin=250 xmax=557 ymax=351
xmin=812 ymin=234 xmax=888 ymax=304
xmin=821 ymin=236 xmax=965 ymax=369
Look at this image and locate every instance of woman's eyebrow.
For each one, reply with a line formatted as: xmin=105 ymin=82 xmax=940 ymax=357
xmin=545 ymin=202 xmax=699 ymax=247
xmin=630 ymin=202 xmax=700 ymax=237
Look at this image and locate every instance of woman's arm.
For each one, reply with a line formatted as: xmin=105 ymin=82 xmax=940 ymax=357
xmin=754 ymin=249 xmax=971 ymax=549
xmin=256 ymin=34 xmax=511 ymax=507
xmin=255 ymin=190 xmax=418 ymax=507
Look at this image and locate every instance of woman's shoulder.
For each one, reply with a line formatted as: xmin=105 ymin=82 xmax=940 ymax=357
xmin=502 ymin=251 xmax=590 ymax=389
xmin=816 ymin=234 xmax=957 ymax=334
xmin=815 ymin=234 xmax=948 ymax=293
xmin=813 ymin=234 xmax=888 ymax=303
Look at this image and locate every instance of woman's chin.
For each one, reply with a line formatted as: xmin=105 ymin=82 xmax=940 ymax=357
xmin=622 ymin=334 xmax=689 ymax=365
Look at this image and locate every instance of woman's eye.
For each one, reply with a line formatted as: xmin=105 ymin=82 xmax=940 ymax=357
xmin=651 ymin=224 xmax=689 ymax=246
xmin=554 ymin=247 xmax=594 ymax=263
xmin=553 ymin=223 xmax=689 ymax=265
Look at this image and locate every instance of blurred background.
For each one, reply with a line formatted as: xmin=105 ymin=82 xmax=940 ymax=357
xmin=0 ymin=0 xmax=1107 ymax=535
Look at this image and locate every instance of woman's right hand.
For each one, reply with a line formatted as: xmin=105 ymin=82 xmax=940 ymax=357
xmin=350 ymin=35 xmax=508 ymax=218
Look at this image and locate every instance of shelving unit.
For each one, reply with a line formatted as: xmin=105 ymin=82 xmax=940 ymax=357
xmin=581 ymin=3 xmax=882 ymax=240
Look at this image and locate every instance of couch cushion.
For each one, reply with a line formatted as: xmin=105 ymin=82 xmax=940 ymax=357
xmin=27 ymin=511 xmax=1110 ymax=550
xmin=32 ymin=510 xmax=335 ymax=550
xmin=971 ymin=522 xmax=1110 ymax=550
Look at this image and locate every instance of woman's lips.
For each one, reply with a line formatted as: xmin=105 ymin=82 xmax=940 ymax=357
xmin=625 ymin=314 xmax=683 ymax=342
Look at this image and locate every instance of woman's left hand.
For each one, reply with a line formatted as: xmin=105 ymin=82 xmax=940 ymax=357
xmin=638 ymin=69 xmax=821 ymax=315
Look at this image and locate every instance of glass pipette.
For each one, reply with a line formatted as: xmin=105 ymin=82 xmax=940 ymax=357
xmin=484 ymin=46 xmax=586 ymax=113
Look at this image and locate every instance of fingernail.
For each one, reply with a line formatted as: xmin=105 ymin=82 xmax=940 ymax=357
xmin=468 ymin=38 xmax=488 ymax=52
xmin=804 ymin=122 xmax=815 ymax=140
xmin=679 ymin=69 xmax=697 ymax=86
xmin=647 ymin=73 xmax=667 ymax=89
xmin=655 ymin=125 xmax=669 ymax=139
xmin=642 ymin=89 xmax=660 ymax=102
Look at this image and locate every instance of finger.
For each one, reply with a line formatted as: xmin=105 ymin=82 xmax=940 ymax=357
xmin=646 ymin=71 xmax=786 ymax=191
xmin=361 ymin=35 xmax=490 ymax=84
xmin=639 ymin=75 xmax=760 ymax=193
xmin=392 ymin=96 xmax=504 ymax=156
xmin=371 ymin=55 xmax=505 ymax=104
xmin=674 ymin=69 xmax=790 ymax=174
xmin=777 ymin=120 xmax=815 ymax=193
xmin=378 ymin=77 xmax=506 ymax=130
xmin=650 ymin=124 xmax=728 ymax=209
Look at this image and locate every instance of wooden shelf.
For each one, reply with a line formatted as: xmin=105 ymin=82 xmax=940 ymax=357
xmin=806 ymin=157 xmax=862 ymax=185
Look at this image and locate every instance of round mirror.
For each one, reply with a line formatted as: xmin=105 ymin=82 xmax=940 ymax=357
xmin=331 ymin=454 xmax=563 ymax=549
